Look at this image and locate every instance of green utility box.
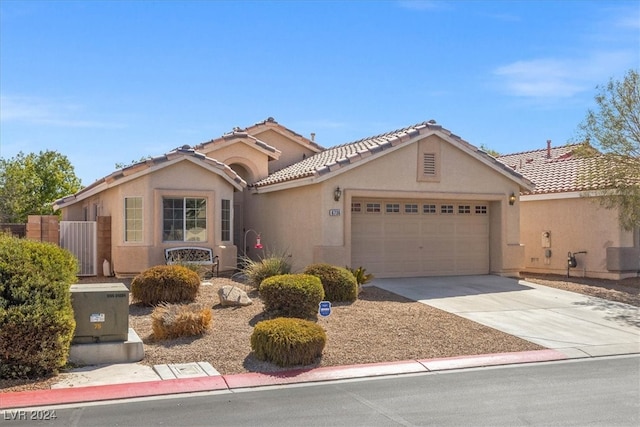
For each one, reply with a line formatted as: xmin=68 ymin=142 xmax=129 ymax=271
xmin=70 ymin=283 xmax=129 ymax=344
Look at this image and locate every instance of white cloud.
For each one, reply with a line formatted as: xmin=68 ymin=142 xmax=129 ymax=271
xmin=396 ymin=1 xmax=444 ymax=11
xmin=0 ymin=95 xmax=122 ymax=128
xmin=493 ymin=51 xmax=637 ymax=99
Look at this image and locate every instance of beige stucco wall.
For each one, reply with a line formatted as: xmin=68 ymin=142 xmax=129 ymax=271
xmin=61 ymin=159 xmax=239 ymax=276
xmin=248 ymin=135 xmax=526 ymax=276
xmin=521 ymin=196 xmax=639 ymax=279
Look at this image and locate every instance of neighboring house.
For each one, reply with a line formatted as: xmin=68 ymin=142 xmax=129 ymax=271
xmin=54 ymin=117 xmax=533 ymax=278
xmin=497 ymin=142 xmax=640 ymax=280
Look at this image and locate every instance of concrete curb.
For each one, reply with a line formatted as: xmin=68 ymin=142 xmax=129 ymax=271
xmin=0 ymin=349 xmax=567 ymax=410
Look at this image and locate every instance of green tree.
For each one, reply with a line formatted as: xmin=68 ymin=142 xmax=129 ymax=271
xmin=0 ymin=151 xmax=82 ymax=223
xmin=578 ymin=69 xmax=640 ymax=231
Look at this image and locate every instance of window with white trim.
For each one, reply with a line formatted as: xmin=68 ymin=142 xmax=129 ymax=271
xmin=441 ymin=204 xmax=454 ymax=214
xmin=366 ymin=203 xmax=381 ymax=213
xmin=351 ymin=202 xmax=362 ymax=213
xmin=405 ymin=203 xmax=418 ymax=214
xmin=423 ymin=204 xmax=436 ymax=214
xmin=221 ymin=199 xmax=231 ymax=242
xmin=475 ymin=205 xmax=488 ymax=214
xmin=124 ymin=197 xmax=143 ymax=242
xmin=458 ymin=205 xmax=471 ymax=214
xmin=163 ymin=197 xmax=207 ymax=242
xmin=386 ymin=203 xmax=400 ymax=213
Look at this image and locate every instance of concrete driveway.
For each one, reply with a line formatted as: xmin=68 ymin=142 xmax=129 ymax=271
xmin=372 ymin=275 xmax=640 ymax=358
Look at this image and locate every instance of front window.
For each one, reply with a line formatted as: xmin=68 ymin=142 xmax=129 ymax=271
xmin=163 ymin=197 xmax=207 ymax=242
xmin=125 ymin=197 xmax=143 ymax=242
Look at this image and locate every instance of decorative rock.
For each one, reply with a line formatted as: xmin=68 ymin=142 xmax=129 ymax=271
xmin=218 ymin=285 xmax=252 ymax=307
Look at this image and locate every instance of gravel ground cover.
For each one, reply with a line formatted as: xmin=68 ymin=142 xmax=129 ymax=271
xmin=2 ymin=273 xmax=638 ymax=393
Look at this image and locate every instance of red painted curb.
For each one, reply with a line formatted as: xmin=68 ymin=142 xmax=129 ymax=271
xmin=420 ymin=349 xmax=567 ymax=371
xmin=223 ymin=359 xmax=427 ymax=389
xmin=1 ymin=376 xmax=228 ymax=410
xmin=0 ymin=350 xmax=568 ymax=410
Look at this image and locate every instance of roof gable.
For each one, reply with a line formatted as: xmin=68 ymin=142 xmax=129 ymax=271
xmin=245 ymin=117 xmax=324 ymax=153
xmin=195 ymin=117 xmax=323 ymax=159
xmin=53 ymin=147 xmax=246 ymax=210
xmin=195 ymin=130 xmax=282 ymax=160
xmin=253 ymin=120 xmax=533 ymax=190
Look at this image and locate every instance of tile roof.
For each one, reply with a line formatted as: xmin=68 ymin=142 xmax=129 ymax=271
xmin=253 ymin=120 xmax=529 ymax=188
xmin=496 ymin=144 xmax=611 ymax=194
xmin=195 ymin=117 xmax=323 ymax=155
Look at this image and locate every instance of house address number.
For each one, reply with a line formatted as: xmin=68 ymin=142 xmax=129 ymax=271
xmin=329 ymin=209 xmax=341 ymax=216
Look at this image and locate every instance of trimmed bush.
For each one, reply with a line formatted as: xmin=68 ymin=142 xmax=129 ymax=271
xmin=0 ymin=233 xmax=78 ymax=379
xmin=131 ymin=265 xmax=200 ymax=306
xmin=151 ymin=303 xmax=212 ymax=340
xmin=303 ymin=263 xmax=358 ymax=302
xmin=259 ymin=274 xmax=324 ymax=319
xmin=251 ymin=317 xmax=326 ymax=367
xmin=240 ymin=249 xmax=291 ymax=287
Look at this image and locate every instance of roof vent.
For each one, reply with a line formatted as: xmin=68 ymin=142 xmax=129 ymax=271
xmin=181 ymin=144 xmax=191 ymax=150
xmin=266 ymin=117 xmax=276 ymax=122
xmin=428 ymin=119 xmax=437 ymax=124
xmin=310 ymin=132 xmax=316 ymax=142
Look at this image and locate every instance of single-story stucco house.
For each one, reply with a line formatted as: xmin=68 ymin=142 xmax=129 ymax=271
xmin=54 ymin=118 xmax=534 ymax=278
xmin=497 ymin=142 xmax=640 ymax=280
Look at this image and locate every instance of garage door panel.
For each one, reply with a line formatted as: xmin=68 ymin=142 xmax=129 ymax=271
xmin=352 ymin=199 xmax=489 ymax=277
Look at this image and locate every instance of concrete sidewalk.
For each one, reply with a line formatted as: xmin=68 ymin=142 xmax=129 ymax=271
xmin=1 ymin=349 xmax=567 ymax=410
xmin=373 ymin=275 xmax=640 ymax=358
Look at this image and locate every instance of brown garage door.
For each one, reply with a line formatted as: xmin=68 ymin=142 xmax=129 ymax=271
xmin=351 ymin=199 xmax=489 ymax=277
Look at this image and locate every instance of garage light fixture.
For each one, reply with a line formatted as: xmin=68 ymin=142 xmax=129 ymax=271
xmin=334 ymin=186 xmax=342 ymax=202
xmin=509 ymin=192 xmax=516 ymax=205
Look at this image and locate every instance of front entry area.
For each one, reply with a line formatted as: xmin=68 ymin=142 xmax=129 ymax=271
xmin=351 ymin=199 xmax=490 ymax=278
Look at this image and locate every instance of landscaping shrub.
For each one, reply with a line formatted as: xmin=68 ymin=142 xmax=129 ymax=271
xmin=303 ymin=263 xmax=358 ymax=302
xmin=347 ymin=266 xmax=374 ymax=287
xmin=131 ymin=265 xmax=200 ymax=306
xmin=0 ymin=233 xmax=77 ymax=379
xmin=259 ymin=274 xmax=324 ymax=319
xmin=250 ymin=317 xmax=326 ymax=367
xmin=240 ymin=249 xmax=291 ymax=287
xmin=151 ymin=302 xmax=212 ymax=340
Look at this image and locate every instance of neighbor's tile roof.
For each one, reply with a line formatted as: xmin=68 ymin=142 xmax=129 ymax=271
xmin=496 ymin=144 xmax=609 ymax=194
xmin=253 ymin=120 xmax=528 ymax=187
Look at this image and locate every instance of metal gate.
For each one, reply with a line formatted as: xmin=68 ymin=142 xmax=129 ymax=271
xmin=60 ymin=221 xmax=97 ymax=276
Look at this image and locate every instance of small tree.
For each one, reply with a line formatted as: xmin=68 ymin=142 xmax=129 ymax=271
xmin=0 ymin=150 xmax=82 ymax=223
xmin=577 ymin=69 xmax=640 ymax=230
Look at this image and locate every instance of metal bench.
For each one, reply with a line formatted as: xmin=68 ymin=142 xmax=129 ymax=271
xmin=164 ymin=247 xmax=219 ymax=277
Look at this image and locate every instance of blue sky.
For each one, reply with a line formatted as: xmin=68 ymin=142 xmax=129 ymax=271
xmin=1 ymin=0 xmax=638 ymax=186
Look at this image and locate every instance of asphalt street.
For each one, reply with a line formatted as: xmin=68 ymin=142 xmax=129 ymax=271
xmin=4 ymin=355 xmax=638 ymax=427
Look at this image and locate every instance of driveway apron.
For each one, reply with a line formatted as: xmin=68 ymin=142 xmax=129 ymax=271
xmin=372 ymin=275 xmax=640 ymax=358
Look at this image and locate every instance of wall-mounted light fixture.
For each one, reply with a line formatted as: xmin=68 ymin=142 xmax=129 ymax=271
xmin=334 ymin=186 xmax=342 ymax=202
xmin=509 ymin=192 xmax=516 ymax=205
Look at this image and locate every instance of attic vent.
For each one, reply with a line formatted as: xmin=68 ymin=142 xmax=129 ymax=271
xmin=423 ymin=153 xmax=436 ymax=176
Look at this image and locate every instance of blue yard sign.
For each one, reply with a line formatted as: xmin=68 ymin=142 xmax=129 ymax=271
xmin=318 ymin=301 xmax=331 ymax=317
